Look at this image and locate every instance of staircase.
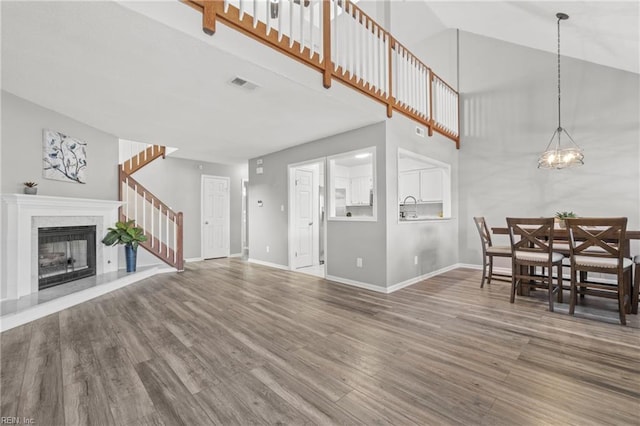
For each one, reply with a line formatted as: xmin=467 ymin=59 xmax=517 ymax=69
xmin=119 ymin=143 xmax=184 ymax=271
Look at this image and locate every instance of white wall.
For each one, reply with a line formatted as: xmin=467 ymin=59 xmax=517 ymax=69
xmin=1 ymin=91 xmax=119 ymax=199
xmin=385 ymin=114 xmax=459 ymax=286
xmin=456 ymin=31 xmax=640 ymax=265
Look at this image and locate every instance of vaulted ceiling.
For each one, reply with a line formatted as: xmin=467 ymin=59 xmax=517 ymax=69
xmin=2 ymin=1 xmax=637 ymax=166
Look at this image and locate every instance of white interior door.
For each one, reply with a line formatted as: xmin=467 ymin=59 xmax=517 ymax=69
xmin=202 ymin=175 xmax=230 ymax=259
xmin=294 ymin=169 xmax=313 ymax=268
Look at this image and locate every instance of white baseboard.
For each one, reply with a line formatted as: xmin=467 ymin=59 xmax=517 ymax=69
xmin=387 ymin=263 xmax=462 ymax=293
xmin=185 ymin=257 xmax=204 ymax=263
xmin=247 ymin=258 xmax=289 ymax=271
xmin=455 ymin=263 xmax=618 ymax=284
xmin=229 ymin=253 xmax=243 ymax=258
xmin=325 ymin=275 xmax=388 ymax=293
xmin=457 ymin=263 xmax=511 ymax=275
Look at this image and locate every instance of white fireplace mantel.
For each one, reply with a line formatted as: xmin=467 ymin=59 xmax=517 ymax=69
xmin=1 ymin=194 xmax=123 ymax=300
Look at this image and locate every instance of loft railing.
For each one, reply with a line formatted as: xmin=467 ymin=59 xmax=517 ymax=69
xmin=183 ymin=0 xmax=460 ymax=147
xmin=118 ymin=142 xmax=184 ymax=271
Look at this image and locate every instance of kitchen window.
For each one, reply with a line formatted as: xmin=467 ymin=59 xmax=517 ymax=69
xmin=398 ymin=148 xmax=451 ymax=221
xmin=328 ymin=147 xmax=376 ymax=221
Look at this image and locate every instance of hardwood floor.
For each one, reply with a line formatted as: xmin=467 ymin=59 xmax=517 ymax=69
xmin=2 ymin=258 xmax=639 ymax=425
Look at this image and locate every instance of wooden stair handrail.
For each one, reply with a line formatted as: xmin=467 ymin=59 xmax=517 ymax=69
xmin=119 ymin=166 xmax=184 ymax=272
xmin=122 ymin=144 xmax=166 ymax=175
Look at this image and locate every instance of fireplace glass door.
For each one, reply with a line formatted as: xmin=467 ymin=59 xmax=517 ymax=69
xmin=38 ymin=225 xmax=97 ymax=290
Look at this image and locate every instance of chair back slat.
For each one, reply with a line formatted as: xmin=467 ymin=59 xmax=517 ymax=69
xmin=566 ymin=217 xmax=627 ymax=261
xmin=473 ymin=217 xmax=492 ymax=249
xmin=506 ymin=218 xmax=555 ymax=256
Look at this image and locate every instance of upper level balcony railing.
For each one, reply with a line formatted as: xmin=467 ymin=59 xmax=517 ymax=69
xmin=184 ymin=0 xmax=460 ymax=146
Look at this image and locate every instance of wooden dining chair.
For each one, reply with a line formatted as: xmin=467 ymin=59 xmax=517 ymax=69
xmin=506 ymin=218 xmax=564 ymax=312
xmin=473 ymin=217 xmax=511 ymax=288
xmin=565 ymin=218 xmax=632 ymax=325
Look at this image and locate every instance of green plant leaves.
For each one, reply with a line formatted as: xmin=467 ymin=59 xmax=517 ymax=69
xmin=101 ymin=220 xmax=148 ymax=250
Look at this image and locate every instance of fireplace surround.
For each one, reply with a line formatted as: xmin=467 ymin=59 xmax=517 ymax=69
xmin=1 ymin=194 xmax=122 ymax=299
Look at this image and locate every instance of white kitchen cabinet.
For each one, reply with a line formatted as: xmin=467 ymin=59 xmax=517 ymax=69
xmin=419 ymin=169 xmax=443 ymax=202
xmin=349 ymin=176 xmax=373 ymax=205
xmin=399 ymin=171 xmax=420 ymax=202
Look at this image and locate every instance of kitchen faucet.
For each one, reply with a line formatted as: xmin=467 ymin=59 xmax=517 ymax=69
xmin=401 ymin=196 xmax=418 ymax=219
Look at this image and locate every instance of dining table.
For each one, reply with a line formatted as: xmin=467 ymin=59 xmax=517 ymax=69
xmin=491 ymin=226 xmax=640 ymax=312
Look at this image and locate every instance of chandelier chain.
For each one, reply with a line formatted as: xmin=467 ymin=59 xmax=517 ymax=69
xmin=557 ymin=16 xmax=562 ymax=131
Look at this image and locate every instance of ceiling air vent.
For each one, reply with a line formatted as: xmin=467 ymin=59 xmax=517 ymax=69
xmin=415 ymin=126 xmax=426 ymax=137
xmin=229 ymin=77 xmax=259 ymax=91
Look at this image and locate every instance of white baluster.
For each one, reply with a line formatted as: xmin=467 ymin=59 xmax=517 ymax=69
xmin=309 ymin=0 xmax=315 ymax=60
xmin=166 ymin=210 xmax=170 ymax=257
xmin=134 ymin=184 xmax=138 ymax=226
xmin=299 ymin=0 xmax=304 ymax=53
xmin=142 ymin=191 xmax=146 ymax=237
xmin=266 ymin=0 xmax=272 ymax=36
xmin=333 ymin=0 xmax=340 ymax=71
xmin=278 ymin=0 xmax=284 ymax=42
xmin=289 ymin=0 xmax=294 ymax=48
xmin=253 ymin=0 xmax=258 ymax=28
xmin=125 ymin=178 xmax=130 ymax=219
xmin=224 ymin=0 xmax=230 ymax=13
xmin=150 ymin=201 xmax=154 ymax=248
xmin=239 ymin=0 xmax=245 ymax=20
xmin=157 ymin=204 xmax=162 ymax=253
xmin=173 ymin=219 xmax=177 ymax=263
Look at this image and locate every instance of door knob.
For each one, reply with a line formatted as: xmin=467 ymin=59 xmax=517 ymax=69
xmin=309 ymin=222 xmax=313 ymax=226
xmin=204 ymin=221 xmax=209 ymax=225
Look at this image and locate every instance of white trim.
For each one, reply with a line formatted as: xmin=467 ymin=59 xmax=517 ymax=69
xmin=185 ymin=257 xmax=204 ymax=263
xmin=287 ymin=158 xmax=327 ymax=274
xmin=325 ymin=274 xmax=387 ymax=293
xmin=201 ymin=175 xmax=231 ymax=259
xmin=387 ymin=263 xmax=461 ymax=293
xmin=229 ymin=252 xmax=243 ymax=258
xmin=248 ymin=258 xmax=289 ymax=270
xmin=0 ymin=267 xmax=160 ymax=332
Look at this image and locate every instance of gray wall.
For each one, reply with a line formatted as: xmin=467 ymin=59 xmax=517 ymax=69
xmin=1 ymin=91 xmax=118 ymax=199
xmin=385 ymin=115 xmax=459 ymax=286
xmin=457 ymin=32 xmax=640 ymax=265
xmin=134 ymin=156 xmax=247 ymax=260
xmin=248 ymin=122 xmax=388 ymax=288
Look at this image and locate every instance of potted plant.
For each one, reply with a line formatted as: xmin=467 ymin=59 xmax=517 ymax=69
xmin=555 ymin=211 xmax=577 ymax=229
xmin=101 ymin=220 xmax=147 ymax=272
xmin=23 ymin=181 xmax=38 ymax=195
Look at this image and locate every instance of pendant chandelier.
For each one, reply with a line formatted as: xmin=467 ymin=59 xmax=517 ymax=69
xmin=537 ymin=13 xmax=584 ymax=169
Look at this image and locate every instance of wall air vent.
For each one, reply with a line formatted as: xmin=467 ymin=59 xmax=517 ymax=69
xmin=415 ymin=126 xmax=426 ymax=137
xmin=229 ymin=77 xmax=259 ymax=91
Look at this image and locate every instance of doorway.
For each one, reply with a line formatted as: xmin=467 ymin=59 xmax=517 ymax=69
xmin=288 ymin=160 xmax=326 ymax=278
xmin=201 ymin=175 xmax=230 ymax=259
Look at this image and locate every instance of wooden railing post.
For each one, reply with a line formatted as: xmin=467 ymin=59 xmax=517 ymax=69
xmin=176 ymin=212 xmax=184 ymax=271
xmin=386 ymin=36 xmax=393 ymax=118
xmin=203 ymin=0 xmax=221 ymax=35
xmin=322 ymin=0 xmax=332 ymax=88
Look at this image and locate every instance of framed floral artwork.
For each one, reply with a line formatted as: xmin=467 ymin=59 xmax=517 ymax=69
xmin=42 ymin=129 xmax=87 ymax=184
